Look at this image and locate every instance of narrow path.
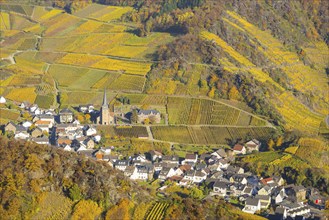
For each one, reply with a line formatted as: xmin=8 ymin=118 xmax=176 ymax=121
xmin=146 ymin=126 xmax=153 ymax=140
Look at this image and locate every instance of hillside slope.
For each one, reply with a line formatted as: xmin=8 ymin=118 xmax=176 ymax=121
xmin=0 ymin=137 xmax=266 ymax=220
xmin=0 ymin=0 xmax=328 ymax=136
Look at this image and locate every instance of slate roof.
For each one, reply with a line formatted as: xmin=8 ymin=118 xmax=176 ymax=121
xmin=213 ymin=181 xmax=231 ymax=189
xmin=185 ymin=153 xmax=197 ymax=160
xmin=245 ymin=198 xmax=260 ymax=206
xmin=214 ymin=148 xmax=227 ymax=158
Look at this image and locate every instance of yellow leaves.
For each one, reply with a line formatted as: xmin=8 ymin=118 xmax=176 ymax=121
xmin=105 ymin=198 xmax=132 ymax=220
xmin=200 ymin=31 xmax=282 ymax=90
xmin=0 ymin=12 xmax=10 ymax=29
xmin=133 ymin=202 xmax=152 ymax=220
xmin=165 ymin=80 xmax=177 ymax=95
xmin=177 ymin=11 xmax=194 ymax=23
xmin=58 ymin=53 xmax=104 ymax=66
xmin=72 ymin=200 xmax=102 ymax=220
xmin=228 ymin=86 xmax=240 ymax=100
xmin=284 ymin=146 xmax=299 ymax=154
xmin=6 ymin=87 xmax=37 ymax=103
xmin=69 ymin=20 xmax=103 ymax=34
xmin=39 ymin=9 xmax=62 ymax=21
xmin=25 ymin=153 xmax=43 ymax=171
xmin=92 ymin=58 xmax=151 ymax=76
xmin=207 ymin=87 xmax=215 ymax=98
xmin=298 ymin=138 xmax=325 ymax=148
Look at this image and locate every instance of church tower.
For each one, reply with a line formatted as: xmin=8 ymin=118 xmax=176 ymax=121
xmin=101 ymin=89 xmax=110 ymax=125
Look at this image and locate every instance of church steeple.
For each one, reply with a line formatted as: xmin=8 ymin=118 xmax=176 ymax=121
xmin=102 ymin=89 xmax=108 ymax=108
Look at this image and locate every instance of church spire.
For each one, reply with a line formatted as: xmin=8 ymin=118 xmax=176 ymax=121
xmin=102 ymin=89 xmax=108 ymax=107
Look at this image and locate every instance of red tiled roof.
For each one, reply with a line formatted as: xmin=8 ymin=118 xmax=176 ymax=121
xmin=58 ymin=138 xmax=72 ymax=145
xmin=233 ymin=144 xmax=244 ymax=151
xmin=261 ymin=177 xmax=273 ymax=185
xmin=35 ymin=120 xmax=51 ymax=125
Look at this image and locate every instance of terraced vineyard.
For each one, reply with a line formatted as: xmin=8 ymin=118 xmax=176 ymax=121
xmin=201 ymin=11 xmax=328 ymax=134
xmin=167 ymin=97 xmax=267 ymax=126
xmin=152 ymin=126 xmax=274 ymax=145
xmin=145 ymin=202 xmax=170 ymax=220
xmin=0 ymin=3 xmax=173 ymax=107
xmin=0 ymin=108 xmax=21 ymax=124
xmin=97 ymin=125 xmax=148 ymax=138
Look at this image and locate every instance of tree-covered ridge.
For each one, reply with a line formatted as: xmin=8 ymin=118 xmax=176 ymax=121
xmin=0 ymin=136 xmax=150 ymax=218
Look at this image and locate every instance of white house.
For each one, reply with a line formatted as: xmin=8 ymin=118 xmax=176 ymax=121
xmin=158 ymin=167 xmax=175 ymax=181
xmin=274 ymin=188 xmax=288 ymax=204
xmin=149 ymin=150 xmax=162 ymax=161
xmin=181 ymin=153 xmax=198 ymax=165
xmin=132 ymin=154 xmax=148 ymax=163
xmin=22 ymin=121 xmax=33 ymax=128
xmin=0 ymin=96 xmax=6 ymax=103
xmin=258 ymin=185 xmax=272 ymax=196
xmin=77 ymin=145 xmax=87 ymax=152
xmin=31 ymin=137 xmax=49 ymax=145
xmin=211 ymin=148 xmax=227 ymax=159
xmin=242 ymin=198 xmax=261 ymax=214
xmin=29 ymin=104 xmax=39 ymax=113
xmin=255 ymin=195 xmax=271 ymax=209
xmin=63 ymin=144 xmax=73 ymax=151
xmin=230 ymin=174 xmax=248 ymax=185
xmin=217 ymin=158 xmax=230 ymax=169
xmin=93 ymin=135 xmax=101 ymax=143
xmin=14 ymin=131 xmax=30 ymax=140
xmin=245 ymin=139 xmax=261 ymax=152
xmin=233 ymin=144 xmax=247 ymax=155
xmin=130 ymin=166 xmax=150 ymax=181
xmin=213 ymin=181 xmax=230 ymax=196
xmin=85 ymin=126 xmax=97 ymax=136
xmin=193 ymin=171 xmax=207 ymax=183
xmin=114 ymin=160 xmax=130 ymax=171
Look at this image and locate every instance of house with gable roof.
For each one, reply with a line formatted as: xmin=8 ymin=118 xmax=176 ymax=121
xmin=137 ymin=109 xmax=161 ymax=124
xmin=245 ymin=139 xmax=261 ymax=152
xmin=242 ymin=198 xmax=261 ymax=214
xmin=233 ymin=144 xmax=246 ymax=155
xmin=182 ymin=153 xmax=198 ymax=165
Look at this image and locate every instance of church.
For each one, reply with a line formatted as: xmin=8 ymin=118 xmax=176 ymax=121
xmin=98 ymin=90 xmax=115 ymax=125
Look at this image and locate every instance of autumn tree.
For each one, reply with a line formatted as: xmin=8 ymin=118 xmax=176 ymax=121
xmin=276 ymin=136 xmax=283 ymax=148
xmin=105 ymin=198 xmax=132 ymax=220
xmin=207 ymin=87 xmax=215 ymax=98
xmin=267 ymin=139 xmax=275 ymax=151
xmin=228 ymin=86 xmax=240 ymax=100
xmin=144 ymin=118 xmax=150 ymax=125
xmin=189 ymin=187 xmax=203 ymax=199
xmin=133 ymin=202 xmax=150 ymax=220
xmin=71 ymin=200 xmax=102 ymax=220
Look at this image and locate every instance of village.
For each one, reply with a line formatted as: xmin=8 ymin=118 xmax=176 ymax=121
xmin=0 ymin=92 xmax=327 ymax=220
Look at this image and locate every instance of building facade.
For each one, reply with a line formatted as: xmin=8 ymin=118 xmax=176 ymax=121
xmin=100 ymin=90 xmax=114 ymax=125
